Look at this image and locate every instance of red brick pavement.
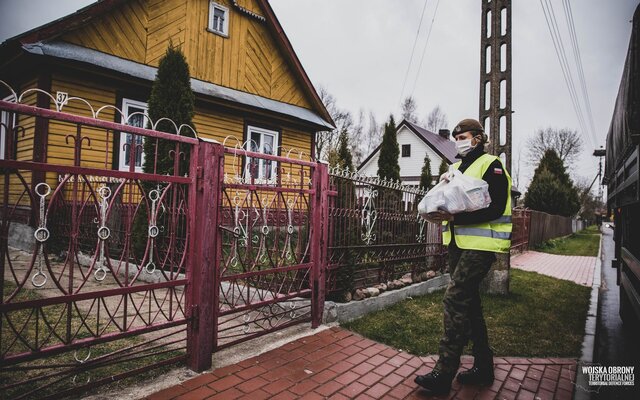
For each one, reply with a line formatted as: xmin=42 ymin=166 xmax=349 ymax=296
xmin=511 ymin=251 xmax=596 ymax=287
xmin=146 ymin=328 xmax=577 ymax=400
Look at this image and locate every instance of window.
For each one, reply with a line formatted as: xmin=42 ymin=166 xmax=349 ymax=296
xmin=208 ymin=1 xmax=229 ymax=37
xmin=0 ymin=96 xmax=15 ymax=159
xmin=246 ymin=125 xmax=279 ymax=181
xmin=118 ymin=98 xmax=148 ymax=172
xmin=401 ymin=144 xmax=411 ymax=157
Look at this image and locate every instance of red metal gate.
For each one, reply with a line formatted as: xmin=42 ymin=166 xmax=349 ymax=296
xmin=0 ymin=93 xmax=328 ymax=397
xmin=211 ymin=146 xmax=328 ymax=350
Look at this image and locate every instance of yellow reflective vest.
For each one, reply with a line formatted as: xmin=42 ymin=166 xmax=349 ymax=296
xmin=442 ymin=153 xmax=512 ymax=253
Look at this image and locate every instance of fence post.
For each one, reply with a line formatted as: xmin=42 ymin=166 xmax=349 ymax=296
xmin=311 ymin=162 xmax=329 ymax=328
xmin=186 ymin=140 xmax=224 ymax=372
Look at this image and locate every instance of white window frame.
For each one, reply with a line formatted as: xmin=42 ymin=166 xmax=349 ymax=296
xmin=0 ymin=95 xmax=15 ymax=160
xmin=208 ymin=1 xmax=230 ymax=37
xmin=118 ymin=98 xmax=149 ymax=172
xmin=246 ymin=125 xmax=279 ymax=182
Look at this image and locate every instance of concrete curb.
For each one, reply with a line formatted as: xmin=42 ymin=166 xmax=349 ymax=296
xmin=322 ymin=274 xmax=450 ymax=324
xmin=573 ymin=231 xmax=603 ymax=400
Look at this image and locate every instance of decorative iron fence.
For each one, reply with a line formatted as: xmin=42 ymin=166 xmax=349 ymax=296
xmin=326 ymin=167 xmax=445 ymax=298
xmin=0 ymin=83 xmax=329 ymax=398
xmin=0 ymin=95 xmax=196 ymax=399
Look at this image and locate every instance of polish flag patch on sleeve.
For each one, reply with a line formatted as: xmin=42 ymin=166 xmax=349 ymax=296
xmin=493 ymin=168 xmax=503 ymax=175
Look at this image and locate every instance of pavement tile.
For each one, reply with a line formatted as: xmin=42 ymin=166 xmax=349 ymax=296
xmin=314 ymin=380 xmax=344 ymax=397
xmin=146 ymin=385 xmax=189 ymax=400
xmin=262 ymin=378 xmax=294 ymax=395
xmin=335 ymin=370 xmax=360 ymax=385
xmin=235 ymin=376 xmax=269 ymax=394
xmin=235 ymin=365 xmax=267 ymax=380
xmin=357 ymin=371 xmax=383 ymax=386
xmin=329 ymin=360 xmax=355 ymax=374
xmin=497 ymin=388 xmax=517 ymax=400
xmin=298 ymin=392 xmax=324 ymax=400
xmin=339 ymin=381 xmax=368 ymax=398
xmin=361 ymin=345 xmax=381 ymax=357
xmin=205 ymin=387 xmax=243 ymax=400
xmin=310 ymin=368 xmax=339 ymax=384
xmin=474 ymin=389 xmax=500 ymax=400
xmin=367 ymin=354 xmax=389 ymax=366
xmin=521 ymin=377 xmax=539 ymax=392
xmin=351 ymin=362 xmax=376 ymax=376
xmin=395 ymin=364 xmax=418 ymax=378
xmin=495 ymin=368 xmax=509 ymax=381
xmin=381 ymin=372 xmax=404 ymax=387
xmin=516 ymin=389 xmax=536 ymax=400
xmin=533 ymin=388 xmax=554 ymax=400
xmin=502 ymin=377 xmax=522 ymax=393
xmin=385 ymin=384 xmax=416 ymax=399
xmin=539 ymin=377 xmax=557 ymax=392
xmin=180 ymin=373 xmax=218 ymax=390
xmin=237 ymin=389 xmax=270 ymax=400
xmin=346 ymin=353 xmax=369 ymax=365
xmin=289 ymin=379 xmax=320 ymax=395
xmin=365 ymin=382 xmax=392 ymax=398
xmin=207 ymin=375 xmax=242 ymax=392
xmin=509 ymin=368 xmax=527 ymax=381
xmin=374 ymin=362 xmax=397 ymax=377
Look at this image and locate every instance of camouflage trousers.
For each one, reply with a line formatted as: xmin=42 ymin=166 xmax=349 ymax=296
xmin=435 ymin=240 xmax=496 ymax=375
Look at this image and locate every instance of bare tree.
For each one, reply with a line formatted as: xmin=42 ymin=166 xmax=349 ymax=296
xmin=424 ymin=105 xmax=448 ymax=133
xmin=316 ymin=87 xmax=353 ymax=161
xmin=512 ymin=142 xmax=523 ymax=190
xmin=527 ymin=127 xmax=583 ymax=167
xmin=401 ymin=96 xmax=419 ymax=124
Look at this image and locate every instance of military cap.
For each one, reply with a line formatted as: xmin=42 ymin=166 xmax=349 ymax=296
xmin=452 ymin=118 xmax=484 ymax=137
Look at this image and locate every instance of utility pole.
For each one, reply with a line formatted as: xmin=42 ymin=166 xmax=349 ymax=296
xmin=593 ymin=147 xmax=606 ymax=203
xmin=479 ymin=0 xmax=512 ymax=171
xmin=479 ymin=0 xmax=512 ymax=296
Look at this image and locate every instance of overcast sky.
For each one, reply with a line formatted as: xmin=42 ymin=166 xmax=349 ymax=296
xmin=1 ymin=0 xmax=637 ymax=192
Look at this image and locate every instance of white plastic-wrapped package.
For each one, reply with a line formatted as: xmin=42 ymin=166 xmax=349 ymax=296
xmin=418 ymin=168 xmax=491 ymax=219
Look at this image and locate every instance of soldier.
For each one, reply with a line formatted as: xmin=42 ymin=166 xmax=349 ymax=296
xmin=415 ymin=118 xmax=512 ymax=394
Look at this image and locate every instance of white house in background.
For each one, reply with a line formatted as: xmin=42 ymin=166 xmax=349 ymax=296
xmin=358 ymin=119 xmax=458 ymax=188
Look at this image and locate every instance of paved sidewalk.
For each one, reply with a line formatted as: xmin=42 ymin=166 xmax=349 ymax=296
xmin=511 ymin=251 xmax=596 ymax=287
xmin=146 ymin=327 xmax=577 ymax=400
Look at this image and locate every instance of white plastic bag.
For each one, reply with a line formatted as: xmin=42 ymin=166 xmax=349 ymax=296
xmin=418 ymin=167 xmax=491 ymax=219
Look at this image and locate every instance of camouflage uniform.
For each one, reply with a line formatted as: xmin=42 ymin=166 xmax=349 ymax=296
xmin=434 ymin=239 xmax=495 ymax=374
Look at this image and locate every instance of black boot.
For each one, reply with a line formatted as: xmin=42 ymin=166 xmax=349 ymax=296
xmin=456 ymin=361 xmax=494 ymax=385
xmin=414 ymin=370 xmax=454 ymax=395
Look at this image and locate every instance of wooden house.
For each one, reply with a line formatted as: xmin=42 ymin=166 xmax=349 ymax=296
xmin=0 ymin=0 xmax=333 ymax=177
xmin=358 ymin=119 xmax=457 ymax=188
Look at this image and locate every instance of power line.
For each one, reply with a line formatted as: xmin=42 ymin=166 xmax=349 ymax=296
xmin=539 ymin=0 xmax=595 ymax=148
xmin=563 ymin=0 xmax=599 ymax=146
xmin=409 ymin=0 xmax=442 ymax=99
xmin=399 ymin=0 xmax=429 ymax=103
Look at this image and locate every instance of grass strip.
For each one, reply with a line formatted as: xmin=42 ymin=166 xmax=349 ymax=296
xmin=344 ymin=269 xmax=590 ymax=358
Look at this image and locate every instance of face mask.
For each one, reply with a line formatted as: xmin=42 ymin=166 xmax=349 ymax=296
xmin=456 ymin=138 xmax=476 ymax=156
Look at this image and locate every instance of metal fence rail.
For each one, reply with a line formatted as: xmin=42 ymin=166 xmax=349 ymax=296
xmin=326 ymin=167 xmax=444 ymax=296
xmin=0 ymin=98 xmax=195 ymax=399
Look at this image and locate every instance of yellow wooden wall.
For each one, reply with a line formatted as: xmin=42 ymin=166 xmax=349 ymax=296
xmin=61 ymin=0 xmax=149 ymax=64
xmin=60 ymin=0 xmax=314 ymax=111
xmin=3 ymin=80 xmax=37 ymax=209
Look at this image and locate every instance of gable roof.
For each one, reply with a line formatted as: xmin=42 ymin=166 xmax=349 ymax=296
xmin=357 ymin=119 xmax=457 ymax=171
xmin=1 ymin=0 xmax=334 ymax=129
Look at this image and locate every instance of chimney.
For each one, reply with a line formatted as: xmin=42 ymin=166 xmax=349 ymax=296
xmin=438 ymin=129 xmax=450 ymax=139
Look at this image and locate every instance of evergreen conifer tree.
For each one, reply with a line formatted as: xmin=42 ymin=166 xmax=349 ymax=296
xmin=336 ymin=129 xmax=354 ymax=171
xmin=524 ymin=149 xmax=580 ymax=216
xmin=143 ymin=45 xmax=195 ymax=176
xmin=376 ymin=115 xmax=400 ymax=182
xmin=419 ymin=153 xmax=433 ymax=190
xmin=133 ymin=45 xmax=195 ymax=260
xmin=438 ymin=158 xmax=449 ymax=177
